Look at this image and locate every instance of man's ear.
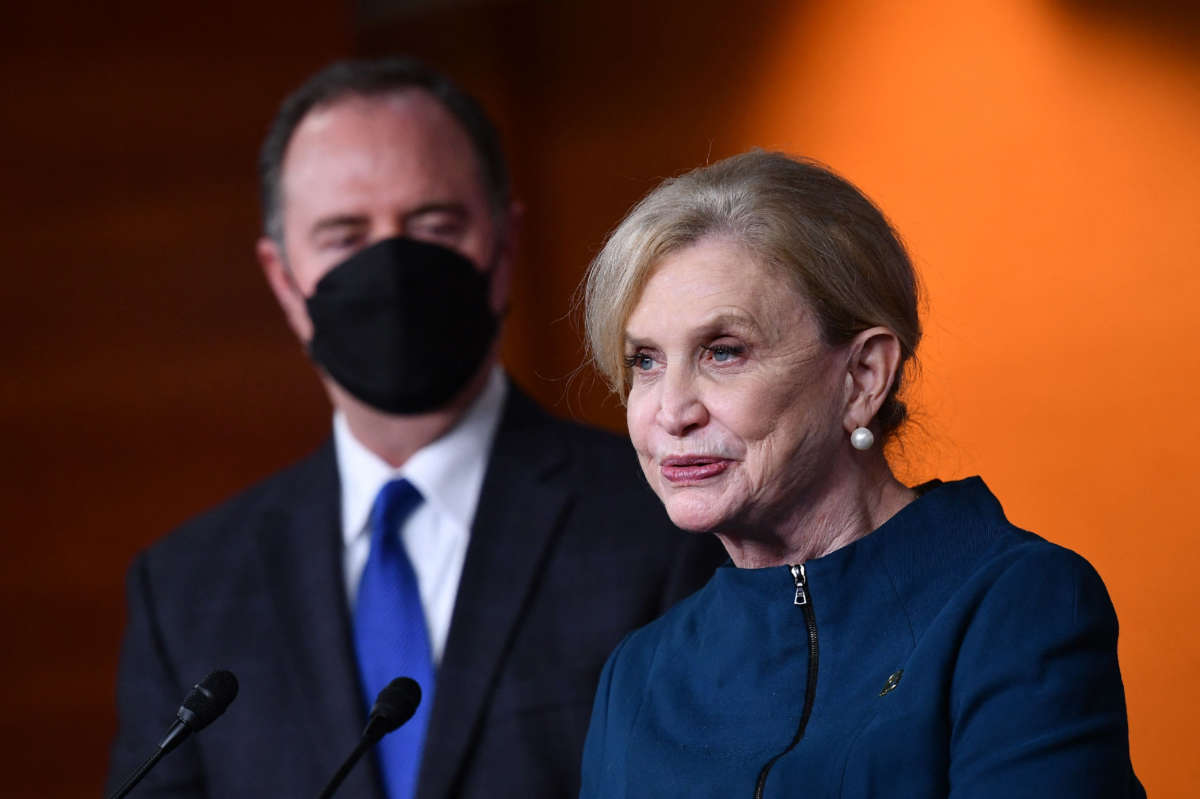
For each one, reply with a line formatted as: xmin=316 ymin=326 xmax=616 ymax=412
xmin=488 ymin=200 xmax=524 ymax=315
xmin=257 ymin=236 xmax=313 ymax=344
xmin=842 ymin=327 xmax=902 ymax=433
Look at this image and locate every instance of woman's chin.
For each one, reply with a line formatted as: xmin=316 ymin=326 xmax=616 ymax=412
xmin=663 ymin=498 xmax=729 ymax=534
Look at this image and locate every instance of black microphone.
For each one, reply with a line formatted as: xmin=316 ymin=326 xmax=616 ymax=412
xmin=108 ymin=670 xmax=239 ymax=799
xmin=317 ymin=676 xmax=422 ymax=799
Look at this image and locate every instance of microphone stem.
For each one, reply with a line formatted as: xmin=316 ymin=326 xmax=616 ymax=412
xmin=107 ymin=747 xmax=167 ymax=799
xmin=317 ymin=737 xmax=374 ymax=799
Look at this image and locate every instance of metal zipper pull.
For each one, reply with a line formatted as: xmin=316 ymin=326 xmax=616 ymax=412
xmin=790 ymin=563 xmax=808 ymax=606
xmin=757 ymin=562 xmax=820 ymax=796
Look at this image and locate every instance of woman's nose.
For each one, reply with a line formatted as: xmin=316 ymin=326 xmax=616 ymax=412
xmin=656 ymin=370 xmax=708 ymax=436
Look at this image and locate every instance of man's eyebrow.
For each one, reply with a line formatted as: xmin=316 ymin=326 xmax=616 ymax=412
xmin=404 ymin=202 xmax=469 ymax=222
xmin=309 ymin=214 xmax=366 ymax=240
xmin=306 ymin=203 xmax=470 ymax=242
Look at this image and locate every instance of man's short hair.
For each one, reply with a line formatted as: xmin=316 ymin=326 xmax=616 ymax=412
xmin=258 ymin=56 xmax=511 ymax=245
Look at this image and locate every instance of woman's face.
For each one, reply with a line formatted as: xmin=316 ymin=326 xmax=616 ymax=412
xmin=624 ymin=237 xmax=849 ymax=539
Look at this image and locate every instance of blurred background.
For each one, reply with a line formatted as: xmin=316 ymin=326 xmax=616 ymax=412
xmin=3 ymin=0 xmax=1196 ymax=794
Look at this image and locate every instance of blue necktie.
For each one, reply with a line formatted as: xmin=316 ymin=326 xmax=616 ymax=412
xmin=353 ymin=479 xmax=435 ymax=799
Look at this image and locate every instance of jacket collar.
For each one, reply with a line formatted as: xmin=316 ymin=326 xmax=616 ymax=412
xmin=253 ymin=381 xmax=574 ymax=799
xmin=254 ymin=440 xmax=385 ymax=797
xmin=417 ymin=384 xmax=573 ymax=799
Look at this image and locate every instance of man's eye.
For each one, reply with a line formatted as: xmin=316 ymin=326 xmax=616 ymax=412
xmin=318 ymin=232 xmax=364 ymax=252
xmin=409 ymin=218 xmax=466 ymax=244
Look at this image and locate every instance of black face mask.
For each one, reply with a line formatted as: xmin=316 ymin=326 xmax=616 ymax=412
xmin=305 ymin=236 xmax=499 ymax=415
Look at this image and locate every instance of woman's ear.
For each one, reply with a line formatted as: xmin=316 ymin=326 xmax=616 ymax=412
xmin=842 ymin=327 xmax=902 ymax=433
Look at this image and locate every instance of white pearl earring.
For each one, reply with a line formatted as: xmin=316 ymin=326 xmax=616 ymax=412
xmin=850 ymin=426 xmax=874 ymax=451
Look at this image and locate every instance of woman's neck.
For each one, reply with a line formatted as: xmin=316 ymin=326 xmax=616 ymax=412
xmin=717 ymin=458 xmax=916 ymax=569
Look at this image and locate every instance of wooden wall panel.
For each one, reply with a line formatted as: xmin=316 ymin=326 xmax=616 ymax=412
xmin=726 ymin=3 xmax=1198 ymax=791
xmin=1 ymin=3 xmax=352 ymax=794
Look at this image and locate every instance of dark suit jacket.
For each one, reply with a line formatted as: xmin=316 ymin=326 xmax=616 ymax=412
xmin=106 ymin=385 xmax=723 ymax=799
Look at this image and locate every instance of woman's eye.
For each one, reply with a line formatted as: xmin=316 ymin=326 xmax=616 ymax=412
xmin=705 ymin=344 xmax=744 ymax=363
xmin=625 ymin=353 xmax=656 ymax=371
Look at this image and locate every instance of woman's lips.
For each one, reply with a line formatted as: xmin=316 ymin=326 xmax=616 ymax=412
xmin=660 ymin=456 xmax=732 ymax=483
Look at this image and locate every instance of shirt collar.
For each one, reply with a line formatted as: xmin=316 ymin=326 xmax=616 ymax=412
xmin=334 ymin=367 xmax=508 ymax=547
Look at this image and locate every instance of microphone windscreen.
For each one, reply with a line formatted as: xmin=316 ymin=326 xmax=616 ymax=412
xmin=369 ymin=676 xmax=422 ymax=733
xmin=179 ymin=669 xmax=239 ymax=731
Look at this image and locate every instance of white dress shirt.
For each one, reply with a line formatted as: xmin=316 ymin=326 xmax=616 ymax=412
xmin=335 ymin=367 xmax=508 ymax=665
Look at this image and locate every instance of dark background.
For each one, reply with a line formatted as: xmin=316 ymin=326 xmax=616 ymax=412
xmin=3 ymin=0 xmax=1196 ymax=794
xmin=1 ymin=1 xmax=794 ymax=793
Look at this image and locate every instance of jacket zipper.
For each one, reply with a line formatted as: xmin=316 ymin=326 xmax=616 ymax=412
xmin=752 ymin=564 xmax=819 ymax=799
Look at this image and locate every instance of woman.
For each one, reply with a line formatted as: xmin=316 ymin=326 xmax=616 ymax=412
xmin=579 ymin=151 xmax=1143 ymax=797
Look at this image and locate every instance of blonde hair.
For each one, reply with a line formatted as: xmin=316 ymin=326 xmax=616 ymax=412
xmin=584 ymin=150 xmax=921 ymax=437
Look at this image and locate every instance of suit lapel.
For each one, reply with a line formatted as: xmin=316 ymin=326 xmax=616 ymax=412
xmin=417 ymin=388 xmax=572 ymax=799
xmin=255 ymin=441 xmax=383 ymax=799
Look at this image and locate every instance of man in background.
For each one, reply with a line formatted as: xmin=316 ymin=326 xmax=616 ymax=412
xmin=107 ymin=57 xmax=720 ymax=799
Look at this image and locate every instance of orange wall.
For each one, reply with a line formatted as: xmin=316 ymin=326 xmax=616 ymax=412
xmin=725 ymin=2 xmax=1198 ymax=789
xmin=374 ymin=1 xmax=1196 ymax=788
xmin=405 ymin=0 xmax=1195 ymax=790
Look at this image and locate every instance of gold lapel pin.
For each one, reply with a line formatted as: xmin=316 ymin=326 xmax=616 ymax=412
xmin=879 ymin=669 xmax=904 ymax=696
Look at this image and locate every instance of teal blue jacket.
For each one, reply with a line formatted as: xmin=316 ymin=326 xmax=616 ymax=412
xmin=581 ymin=478 xmax=1144 ymax=798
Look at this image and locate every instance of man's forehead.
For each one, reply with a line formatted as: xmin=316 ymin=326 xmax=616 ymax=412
xmin=278 ymin=90 xmax=485 ymax=218
xmin=284 ymin=90 xmax=465 ymax=171
xmin=299 ymin=89 xmax=445 ymax=137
